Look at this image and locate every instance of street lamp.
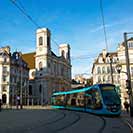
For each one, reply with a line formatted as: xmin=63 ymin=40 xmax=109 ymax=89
xmin=116 ymin=32 xmax=133 ymax=117
xmin=124 ymin=32 xmax=133 ymax=117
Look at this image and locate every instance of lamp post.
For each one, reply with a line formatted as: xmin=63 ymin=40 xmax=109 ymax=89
xmin=124 ymin=32 xmax=133 ymax=117
xmin=116 ymin=32 xmax=133 ymax=117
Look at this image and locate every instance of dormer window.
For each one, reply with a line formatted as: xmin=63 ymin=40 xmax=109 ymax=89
xmin=39 ymin=36 xmax=43 ymax=46
xmin=39 ymin=62 xmax=43 ymax=71
xmin=128 ymin=42 xmax=133 ymax=48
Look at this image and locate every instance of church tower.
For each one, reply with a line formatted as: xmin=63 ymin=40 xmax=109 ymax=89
xmin=35 ymin=28 xmax=51 ymax=72
xmin=59 ymin=44 xmax=71 ymax=63
xmin=36 ymin=28 xmax=51 ymax=56
xmin=35 ymin=28 xmax=51 ymax=105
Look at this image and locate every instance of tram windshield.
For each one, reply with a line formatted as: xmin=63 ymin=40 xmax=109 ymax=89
xmin=101 ymin=85 xmax=121 ymax=105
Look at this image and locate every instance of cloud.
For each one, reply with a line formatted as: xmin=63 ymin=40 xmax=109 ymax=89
xmin=90 ymin=19 xmax=131 ymax=33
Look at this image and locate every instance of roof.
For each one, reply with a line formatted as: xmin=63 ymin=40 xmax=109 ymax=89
xmin=22 ymin=52 xmax=35 ymax=69
xmin=121 ymin=37 xmax=133 ymax=46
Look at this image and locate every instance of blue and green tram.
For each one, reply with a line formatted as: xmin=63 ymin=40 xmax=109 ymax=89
xmin=51 ymin=84 xmax=121 ymax=116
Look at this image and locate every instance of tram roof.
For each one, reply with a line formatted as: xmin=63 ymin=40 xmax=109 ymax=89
xmin=52 ymin=83 xmax=115 ymax=96
xmin=52 ymin=87 xmax=90 ymax=96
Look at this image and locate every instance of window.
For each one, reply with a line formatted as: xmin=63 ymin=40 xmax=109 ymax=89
xmin=3 ymin=75 xmax=6 ymax=82
xmin=103 ymin=76 xmax=106 ymax=82
xmin=3 ymin=66 xmax=7 ymax=72
xmin=86 ymin=89 xmax=102 ymax=109
xmin=102 ymin=67 xmax=105 ymax=73
xmin=39 ymin=36 xmax=43 ymax=45
xmin=131 ymin=67 xmax=133 ymax=77
xmin=2 ymin=86 xmax=6 ymax=92
xmin=107 ymin=76 xmax=110 ymax=82
xmin=112 ymin=66 xmax=116 ymax=73
xmin=98 ymin=76 xmax=101 ymax=83
xmin=97 ymin=67 xmax=101 ymax=74
xmin=4 ymin=57 xmax=7 ymax=63
xmin=61 ymin=50 xmax=65 ymax=57
xmin=107 ymin=66 xmax=110 ymax=73
xmin=39 ymin=62 xmax=43 ymax=70
xmin=31 ymin=71 xmax=35 ymax=78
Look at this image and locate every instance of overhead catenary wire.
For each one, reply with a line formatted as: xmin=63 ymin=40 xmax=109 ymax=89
xmin=9 ymin=0 xmax=59 ymax=48
xmin=100 ymin=0 xmax=108 ymax=51
xmin=9 ymin=0 xmax=98 ymax=61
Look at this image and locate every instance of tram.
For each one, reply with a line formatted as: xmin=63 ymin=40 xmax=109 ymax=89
xmin=51 ymin=84 xmax=121 ymax=116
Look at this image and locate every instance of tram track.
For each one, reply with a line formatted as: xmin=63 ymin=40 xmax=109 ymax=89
xmin=98 ymin=116 xmax=106 ymax=133
xmin=54 ymin=111 xmax=81 ymax=132
xmin=120 ymin=116 xmax=133 ymax=133
xmin=23 ymin=109 xmax=81 ymax=133
xmin=22 ymin=109 xmax=67 ymax=132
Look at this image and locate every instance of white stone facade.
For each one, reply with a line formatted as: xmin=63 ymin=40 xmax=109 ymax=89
xmin=22 ymin=28 xmax=71 ymax=105
xmin=0 ymin=46 xmax=29 ymax=105
xmin=92 ymin=38 xmax=133 ymax=106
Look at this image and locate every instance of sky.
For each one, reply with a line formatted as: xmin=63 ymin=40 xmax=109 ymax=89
xmin=0 ymin=0 xmax=133 ymax=78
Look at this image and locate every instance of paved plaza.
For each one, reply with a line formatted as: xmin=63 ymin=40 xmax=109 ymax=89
xmin=0 ymin=107 xmax=132 ymax=133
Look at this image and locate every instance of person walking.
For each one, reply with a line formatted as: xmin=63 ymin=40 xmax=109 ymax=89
xmin=16 ymin=96 xmax=20 ymax=109
xmin=124 ymin=99 xmax=130 ymax=113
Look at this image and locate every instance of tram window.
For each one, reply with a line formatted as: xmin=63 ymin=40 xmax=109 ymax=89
xmin=101 ymin=86 xmax=121 ymax=105
xmin=76 ymin=92 xmax=85 ymax=107
xmin=53 ymin=95 xmax=66 ymax=105
xmin=93 ymin=91 xmax=102 ymax=109
xmin=86 ymin=89 xmax=102 ymax=109
xmin=66 ymin=94 xmax=72 ymax=105
xmin=85 ymin=94 xmax=93 ymax=108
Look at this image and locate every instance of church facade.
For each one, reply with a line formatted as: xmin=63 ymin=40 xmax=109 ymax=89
xmin=22 ymin=28 xmax=71 ymax=105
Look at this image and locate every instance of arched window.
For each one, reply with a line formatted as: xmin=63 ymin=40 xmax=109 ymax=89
xmin=39 ymin=62 xmax=43 ymax=70
xmin=112 ymin=66 xmax=116 ymax=73
xmin=61 ymin=50 xmax=65 ymax=57
xmin=2 ymin=94 xmax=7 ymax=104
xmin=4 ymin=57 xmax=7 ymax=63
xmin=131 ymin=67 xmax=133 ymax=77
xmin=107 ymin=76 xmax=110 ymax=82
xmin=103 ymin=76 xmax=106 ymax=82
xmin=107 ymin=66 xmax=110 ymax=73
xmin=31 ymin=71 xmax=35 ymax=78
xmin=98 ymin=76 xmax=101 ymax=82
xmin=102 ymin=67 xmax=105 ymax=73
xmin=97 ymin=67 xmax=101 ymax=74
xmin=39 ymin=36 xmax=43 ymax=46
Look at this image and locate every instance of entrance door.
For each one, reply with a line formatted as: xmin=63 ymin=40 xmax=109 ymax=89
xmin=2 ymin=94 xmax=7 ymax=104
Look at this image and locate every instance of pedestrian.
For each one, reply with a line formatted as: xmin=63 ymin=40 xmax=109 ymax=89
xmin=124 ymin=100 xmax=130 ymax=113
xmin=16 ymin=96 xmax=20 ymax=109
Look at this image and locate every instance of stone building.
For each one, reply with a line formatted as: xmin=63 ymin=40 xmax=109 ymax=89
xmin=22 ymin=28 xmax=71 ymax=105
xmin=0 ymin=46 xmax=29 ymax=105
xmin=92 ymin=37 xmax=133 ymax=106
